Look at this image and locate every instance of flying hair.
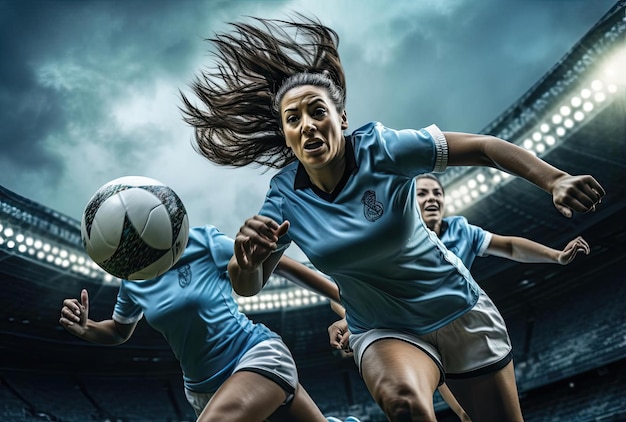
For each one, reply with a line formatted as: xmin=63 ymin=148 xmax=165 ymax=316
xmin=180 ymin=14 xmax=346 ymax=169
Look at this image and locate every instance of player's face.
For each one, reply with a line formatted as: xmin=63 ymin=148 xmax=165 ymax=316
xmin=416 ymin=178 xmax=445 ymax=228
xmin=280 ymin=85 xmax=348 ymax=171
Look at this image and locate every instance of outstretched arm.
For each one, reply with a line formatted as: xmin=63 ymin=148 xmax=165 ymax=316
xmin=444 ymin=132 xmax=605 ymax=218
xmin=59 ymin=289 xmax=136 ymax=345
xmin=487 ymin=235 xmax=590 ymax=265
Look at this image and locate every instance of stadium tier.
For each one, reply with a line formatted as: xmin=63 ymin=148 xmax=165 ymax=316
xmin=1 ymin=2 xmax=625 ymax=421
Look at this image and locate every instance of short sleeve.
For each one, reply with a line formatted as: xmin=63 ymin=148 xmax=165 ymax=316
xmin=373 ymin=123 xmax=448 ymax=176
xmin=113 ymin=283 xmax=143 ymax=324
xmin=478 ymin=231 xmax=493 ymax=257
xmin=259 ymin=178 xmax=292 ymax=252
xmin=195 ymin=226 xmax=235 ymax=273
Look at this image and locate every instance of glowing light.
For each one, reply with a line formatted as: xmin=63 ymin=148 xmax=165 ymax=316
xmin=540 ymin=124 xmax=550 ymax=133
xmin=523 ymin=139 xmax=534 ymax=149
xmin=574 ymin=111 xmax=585 ymax=121
xmin=570 ymin=97 xmax=582 ymax=107
xmin=552 ymin=114 xmax=563 ymax=124
xmin=560 ymin=105 xmax=571 ymax=116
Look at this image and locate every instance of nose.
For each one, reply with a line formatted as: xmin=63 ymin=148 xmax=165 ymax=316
xmin=301 ymin=117 xmax=316 ymax=135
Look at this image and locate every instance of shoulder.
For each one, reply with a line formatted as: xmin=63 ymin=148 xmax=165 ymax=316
xmin=270 ymin=161 xmax=298 ymax=185
xmin=187 ymin=225 xmax=234 ymax=250
xmin=444 ymin=215 xmax=470 ymax=227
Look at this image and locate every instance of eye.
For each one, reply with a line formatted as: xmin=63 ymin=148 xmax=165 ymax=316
xmin=285 ymin=114 xmax=299 ymax=124
xmin=313 ymin=107 xmax=327 ymax=117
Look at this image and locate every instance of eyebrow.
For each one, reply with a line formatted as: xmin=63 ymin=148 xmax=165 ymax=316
xmin=283 ymin=97 xmax=325 ymax=114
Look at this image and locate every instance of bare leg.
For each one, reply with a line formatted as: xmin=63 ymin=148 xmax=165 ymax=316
xmin=270 ymin=383 xmax=327 ymax=422
xmin=361 ymin=339 xmax=441 ymax=422
xmin=197 ymin=371 xmax=287 ymax=422
xmin=446 ymin=361 xmax=524 ymax=422
xmin=438 ymin=383 xmax=471 ymax=422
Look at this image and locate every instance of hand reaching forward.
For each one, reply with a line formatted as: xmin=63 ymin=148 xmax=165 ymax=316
xmin=558 ymin=236 xmax=590 ymax=265
xmin=552 ymin=175 xmax=605 ymax=218
xmin=328 ymin=318 xmax=352 ymax=353
xmin=59 ymin=289 xmax=89 ymax=337
xmin=234 ymin=215 xmax=290 ymax=271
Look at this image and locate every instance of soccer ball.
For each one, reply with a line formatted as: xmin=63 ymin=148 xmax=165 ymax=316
xmin=81 ymin=176 xmax=189 ymax=280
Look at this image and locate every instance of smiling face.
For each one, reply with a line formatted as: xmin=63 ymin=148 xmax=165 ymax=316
xmin=416 ymin=176 xmax=445 ymax=233
xmin=279 ymin=85 xmax=348 ymax=172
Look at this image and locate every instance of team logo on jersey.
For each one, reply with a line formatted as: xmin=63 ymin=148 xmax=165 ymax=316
xmin=178 ymin=264 xmax=191 ymax=288
xmin=361 ymin=190 xmax=384 ymax=222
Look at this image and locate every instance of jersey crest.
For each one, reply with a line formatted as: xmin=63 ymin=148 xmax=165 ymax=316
xmin=177 ymin=264 xmax=191 ymax=288
xmin=361 ymin=190 xmax=384 ymax=222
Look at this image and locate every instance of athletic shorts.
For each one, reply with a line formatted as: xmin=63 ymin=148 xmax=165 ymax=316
xmin=184 ymin=338 xmax=298 ymax=417
xmin=350 ymin=289 xmax=513 ymax=386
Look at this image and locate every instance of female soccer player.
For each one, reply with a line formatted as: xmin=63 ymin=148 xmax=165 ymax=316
xmin=59 ymin=224 xmax=346 ymax=422
xmin=182 ymin=16 xmax=604 ymax=421
xmin=328 ymin=173 xmax=591 ymax=421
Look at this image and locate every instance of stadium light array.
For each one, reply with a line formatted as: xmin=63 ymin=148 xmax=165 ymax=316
xmin=0 ymin=219 xmax=119 ymax=284
xmin=445 ymin=43 xmax=625 ymax=215
xmin=235 ymin=277 xmax=330 ymax=313
xmin=2 ymin=217 xmax=325 ymax=312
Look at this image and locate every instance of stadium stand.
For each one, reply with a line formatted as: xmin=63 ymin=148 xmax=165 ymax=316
xmin=0 ymin=2 xmax=624 ymax=421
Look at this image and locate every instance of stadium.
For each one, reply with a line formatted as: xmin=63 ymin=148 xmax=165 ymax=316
xmin=1 ymin=2 xmax=625 ymax=421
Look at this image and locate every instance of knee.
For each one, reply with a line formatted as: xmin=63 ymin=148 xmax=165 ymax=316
xmin=373 ymin=382 xmax=435 ymax=422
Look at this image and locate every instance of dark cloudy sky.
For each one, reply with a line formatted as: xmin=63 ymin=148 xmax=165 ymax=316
xmin=0 ymin=0 xmax=617 ymax=260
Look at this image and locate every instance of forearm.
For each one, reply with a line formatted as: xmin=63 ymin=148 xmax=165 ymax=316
xmin=330 ymin=300 xmax=346 ymax=318
xmin=78 ymin=319 xmax=129 ymax=345
xmin=275 ymin=256 xmax=341 ymax=302
xmin=228 ymin=256 xmax=265 ymax=296
xmin=445 ymin=132 xmax=569 ymax=193
xmin=489 ymin=236 xmax=560 ymax=264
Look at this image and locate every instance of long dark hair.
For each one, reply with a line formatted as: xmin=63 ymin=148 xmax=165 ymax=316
xmin=181 ymin=15 xmax=346 ymax=169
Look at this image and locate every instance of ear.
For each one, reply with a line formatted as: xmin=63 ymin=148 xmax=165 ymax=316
xmin=340 ymin=110 xmax=348 ymax=130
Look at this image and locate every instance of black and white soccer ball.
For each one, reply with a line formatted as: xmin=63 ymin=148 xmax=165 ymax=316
xmin=81 ymin=176 xmax=189 ymax=280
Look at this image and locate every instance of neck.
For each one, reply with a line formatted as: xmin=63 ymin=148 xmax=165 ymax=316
xmin=307 ymin=140 xmax=346 ymax=193
xmin=309 ymin=158 xmax=345 ymax=193
xmin=428 ymin=220 xmax=442 ymax=237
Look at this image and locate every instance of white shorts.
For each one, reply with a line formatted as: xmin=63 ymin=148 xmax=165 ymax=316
xmin=350 ymin=289 xmax=512 ymax=385
xmin=185 ymin=338 xmax=298 ymax=417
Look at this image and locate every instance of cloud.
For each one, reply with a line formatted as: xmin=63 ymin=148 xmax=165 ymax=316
xmin=0 ymin=0 xmax=617 ymax=261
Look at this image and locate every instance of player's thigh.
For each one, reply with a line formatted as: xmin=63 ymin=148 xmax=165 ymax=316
xmin=269 ymin=383 xmax=326 ymax=422
xmin=197 ymin=370 xmax=286 ymax=422
xmin=361 ymin=338 xmax=440 ymax=406
xmin=446 ymin=360 xmax=523 ymax=422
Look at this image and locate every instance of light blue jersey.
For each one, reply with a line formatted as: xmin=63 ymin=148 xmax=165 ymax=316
xmin=439 ymin=216 xmax=492 ymax=269
xmin=260 ymin=122 xmax=480 ymax=336
xmin=113 ymin=225 xmax=278 ymax=393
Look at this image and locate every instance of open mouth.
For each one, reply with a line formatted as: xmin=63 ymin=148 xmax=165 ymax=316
xmin=424 ymin=205 xmax=439 ymax=212
xmin=304 ymin=139 xmax=324 ymax=150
